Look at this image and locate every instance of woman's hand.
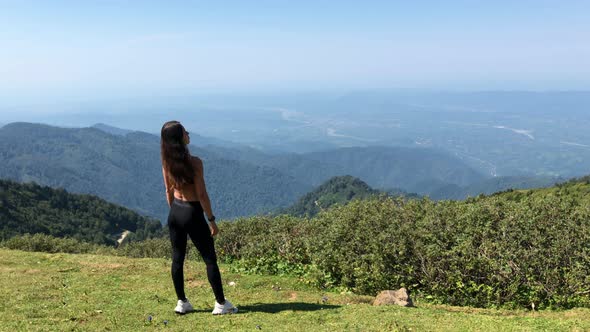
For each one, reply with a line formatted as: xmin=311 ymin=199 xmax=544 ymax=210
xmin=209 ymin=222 xmax=219 ymax=237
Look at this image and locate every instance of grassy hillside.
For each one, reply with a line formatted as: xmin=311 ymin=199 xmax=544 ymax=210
xmin=0 ymin=179 xmax=162 ymax=245
xmin=1 ymin=249 xmax=589 ymax=331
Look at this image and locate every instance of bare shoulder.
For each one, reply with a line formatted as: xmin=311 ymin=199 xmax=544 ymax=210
xmin=191 ymin=156 xmax=203 ymax=173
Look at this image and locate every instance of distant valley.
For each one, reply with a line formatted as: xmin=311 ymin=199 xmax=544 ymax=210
xmin=0 ymin=120 xmax=576 ymax=222
xmin=7 ymin=91 xmax=589 ymax=179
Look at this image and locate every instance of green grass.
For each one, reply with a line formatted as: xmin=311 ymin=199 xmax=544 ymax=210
xmin=1 ymin=249 xmax=589 ymax=331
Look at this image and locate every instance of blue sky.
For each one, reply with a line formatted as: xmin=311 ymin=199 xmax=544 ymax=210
xmin=1 ymin=0 xmax=589 ymax=102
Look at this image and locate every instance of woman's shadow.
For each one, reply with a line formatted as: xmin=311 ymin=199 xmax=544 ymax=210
xmin=185 ymin=302 xmax=340 ymax=314
xmin=238 ymin=302 xmax=340 ymax=313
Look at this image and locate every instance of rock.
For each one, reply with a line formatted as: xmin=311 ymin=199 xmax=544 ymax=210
xmin=373 ymin=288 xmax=413 ymax=307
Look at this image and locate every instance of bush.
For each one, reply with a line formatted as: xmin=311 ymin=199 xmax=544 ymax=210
xmin=410 ymin=194 xmax=590 ymax=309
xmin=216 ymin=215 xmax=310 ymax=275
xmin=115 ymin=237 xmax=172 ymax=259
xmin=216 ymin=192 xmax=590 ymax=309
xmin=1 ymin=233 xmax=113 ymax=255
xmin=304 ymin=198 xmax=414 ymax=292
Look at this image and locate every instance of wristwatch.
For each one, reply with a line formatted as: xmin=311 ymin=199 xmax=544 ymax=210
xmin=208 ymin=215 xmax=216 ymax=222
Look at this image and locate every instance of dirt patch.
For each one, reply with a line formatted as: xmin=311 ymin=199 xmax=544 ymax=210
xmin=428 ymin=304 xmax=522 ymax=317
xmin=187 ymin=279 xmax=207 ymax=288
xmin=24 ymin=269 xmax=42 ymax=274
xmin=344 ymin=295 xmax=374 ymax=305
xmin=80 ymin=262 xmax=124 ymax=269
xmin=563 ymin=310 xmax=586 ymax=318
xmin=0 ymin=267 xmax=42 ymax=274
xmin=0 ymin=267 xmax=15 ymax=273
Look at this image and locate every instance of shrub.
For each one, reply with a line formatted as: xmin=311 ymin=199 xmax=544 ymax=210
xmin=1 ymin=233 xmax=112 ymax=254
xmin=214 ymin=191 xmax=590 ymax=309
xmin=305 ymin=197 xmax=422 ymax=292
xmin=216 ymin=215 xmax=310 ymax=275
xmin=115 ymin=237 xmax=172 ymax=259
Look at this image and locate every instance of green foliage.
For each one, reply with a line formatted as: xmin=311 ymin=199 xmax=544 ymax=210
xmin=216 ymin=215 xmax=311 ymax=275
xmin=308 ymin=198 xmax=424 ymax=293
xmin=411 ymin=195 xmax=590 ymax=309
xmin=1 ymin=233 xmax=113 ymax=254
xmin=0 ymin=179 xmax=163 ymax=245
xmin=114 ymin=238 xmax=172 ymax=259
xmin=215 ymin=177 xmax=590 ymax=309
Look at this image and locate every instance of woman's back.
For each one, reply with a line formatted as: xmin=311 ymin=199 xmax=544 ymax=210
xmin=167 ymin=157 xmax=201 ymax=202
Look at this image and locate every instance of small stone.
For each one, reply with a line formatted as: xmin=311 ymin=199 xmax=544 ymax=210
xmin=373 ymin=288 xmax=414 ymax=307
xmin=229 ymin=281 xmax=236 ymax=287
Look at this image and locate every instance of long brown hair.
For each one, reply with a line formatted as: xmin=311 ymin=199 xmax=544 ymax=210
xmin=160 ymin=121 xmax=195 ymax=186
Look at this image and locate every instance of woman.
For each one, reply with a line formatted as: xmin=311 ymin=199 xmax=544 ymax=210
xmin=160 ymin=120 xmax=237 ymax=315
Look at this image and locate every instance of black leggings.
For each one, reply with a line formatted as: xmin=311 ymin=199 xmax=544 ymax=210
xmin=168 ymin=199 xmax=225 ymax=303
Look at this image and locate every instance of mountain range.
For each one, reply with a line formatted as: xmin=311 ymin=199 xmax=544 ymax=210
xmin=0 ymin=122 xmax=310 ymax=221
xmin=0 ymin=122 xmax=563 ymax=221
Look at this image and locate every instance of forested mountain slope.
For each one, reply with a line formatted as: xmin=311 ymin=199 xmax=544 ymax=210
xmin=0 ymin=179 xmax=162 ymax=245
xmin=0 ymin=123 xmax=310 ymax=220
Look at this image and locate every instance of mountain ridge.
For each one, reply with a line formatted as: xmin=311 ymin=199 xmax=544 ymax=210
xmin=0 ymin=122 xmax=310 ymax=221
xmin=1 ymin=122 xmax=564 ymax=220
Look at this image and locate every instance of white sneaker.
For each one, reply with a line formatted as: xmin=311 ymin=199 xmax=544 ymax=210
xmin=174 ymin=299 xmax=194 ymax=315
xmin=212 ymin=299 xmax=238 ymax=315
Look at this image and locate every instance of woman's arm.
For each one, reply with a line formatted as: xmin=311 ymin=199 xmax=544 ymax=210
xmin=193 ymin=157 xmax=218 ymax=236
xmin=193 ymin=157 xmax=215 ymax=216
xmin=162 ymin=166 xmax=174 ymax=207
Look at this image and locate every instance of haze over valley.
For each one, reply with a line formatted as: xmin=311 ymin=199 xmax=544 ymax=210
xmin=1 ymin=89 xmax=587 ymax=222
xmin=4 ymin=90 xmax=589 ymax=180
